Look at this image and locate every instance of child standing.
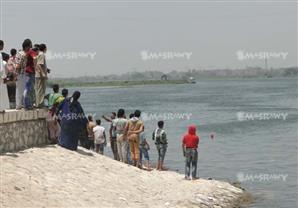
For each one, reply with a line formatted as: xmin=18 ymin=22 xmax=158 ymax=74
xmin=152 ymin=120 xmax=167 ymax=171
xmin=93 ymin=119 xmax=106 ymax=154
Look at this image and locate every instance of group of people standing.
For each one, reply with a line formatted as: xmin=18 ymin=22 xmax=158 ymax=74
xmin=0 ymin=39 xmax=49 ymax=111
xmin=87 ymin=108 xmax=200 ymax=180
xmin=85 ymin=109 xmax=168 ymax=171
xmin=1 ymin=39 xmax=200 ymax=180
xmin=44 ymin=90 xmax=160 ymax=170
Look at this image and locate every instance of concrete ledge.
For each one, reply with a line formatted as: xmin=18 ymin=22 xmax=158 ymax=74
xmin=0 ymin=109 xmax=49 ymax=153
xmin=0 ymin=109 xmax=48 ymax=124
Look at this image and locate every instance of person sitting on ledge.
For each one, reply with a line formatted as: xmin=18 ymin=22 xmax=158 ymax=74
xmin=45 ymin=84 xmax=62 ymax=109
xmin=55 ymin=88 xmax=69 ymax=121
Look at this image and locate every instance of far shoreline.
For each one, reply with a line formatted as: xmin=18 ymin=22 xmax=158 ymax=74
xmin=48 ymin=79 xmax=189 ymax=88
xmin=47 ymin=77 xmax=297 ymax=88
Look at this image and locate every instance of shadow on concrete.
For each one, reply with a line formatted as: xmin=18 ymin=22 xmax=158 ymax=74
xmin=0 ymin=153 xmax=19 ymax=157
xmin=39 ymin=144 xmax=58 ymax=148
xmin=76 ymin=148 xmax=94 ymax=157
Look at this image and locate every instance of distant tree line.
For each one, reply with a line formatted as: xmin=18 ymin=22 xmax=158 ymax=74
xmin=50 ymin=67 xmax=298 ymax=84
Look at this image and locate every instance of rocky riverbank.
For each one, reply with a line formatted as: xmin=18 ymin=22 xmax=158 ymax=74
xmin=1 ymin=145 xmax=248 ymax=208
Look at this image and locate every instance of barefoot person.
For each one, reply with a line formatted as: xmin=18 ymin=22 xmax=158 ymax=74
xmin=126 ymin=110 xmax=144 ymax=167
xmin=182 ymin=125 xmax=199 ymax=180
xmin=152 ymin=120 xmax=167 ymax=171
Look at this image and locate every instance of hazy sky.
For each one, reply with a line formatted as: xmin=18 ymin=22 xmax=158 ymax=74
xmin=1 ymin=0 xmax=297 ymax=77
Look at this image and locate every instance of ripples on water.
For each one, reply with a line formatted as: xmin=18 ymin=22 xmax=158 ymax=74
xmin=62 ymin=78 xmax=297 ymax=208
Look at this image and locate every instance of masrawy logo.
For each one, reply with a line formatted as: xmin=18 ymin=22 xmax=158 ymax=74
xmin=140 ymin=50 xmax=192 ymax=61
xmin=237 ymin=172 xmax=288 ymax=183
xmin=237 ymin=112 xmax=288 ymax=121
xmin=57 ymin=113 xmax=97 ymax=121
xmin=236 ymin=50 xmax=288 ymax=61
xmin=141 ymin=112 xmax=192 ymax=121
xmin=47 ymin=50 xmax=97 ymax=60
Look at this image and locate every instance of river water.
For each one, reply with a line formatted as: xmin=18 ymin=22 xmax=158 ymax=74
xmin=66 ymin=78 xmax=297 ymax=208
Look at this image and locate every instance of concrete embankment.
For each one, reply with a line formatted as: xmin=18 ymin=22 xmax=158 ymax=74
xmin=1 ymin=145 xmax=247 ymax=208
xmin=0 ymin=109 xmax=48 ymax=153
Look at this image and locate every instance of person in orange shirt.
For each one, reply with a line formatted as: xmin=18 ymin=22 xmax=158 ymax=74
xmin=126 ymin=110 xmax=144 ymax=167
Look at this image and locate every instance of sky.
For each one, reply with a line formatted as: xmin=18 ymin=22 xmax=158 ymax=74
xmin=1 ymin=0 xmax=297 ymax=77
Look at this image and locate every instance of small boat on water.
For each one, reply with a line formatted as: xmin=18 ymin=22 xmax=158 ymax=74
xmin=187 ymin=77 xmax=196 ymax=84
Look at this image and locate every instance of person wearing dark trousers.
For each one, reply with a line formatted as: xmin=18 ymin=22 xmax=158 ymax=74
xmin=86 ymin=115 xmax=96 ymax=150
xmin=22 ymin=39 xmax=37 ymax=110
xmin=103 ymin=112 xmax=119 ymax=160
xmin=182 ymin=125 xmax=199 ymax=180
xmin=152 ymin=120 xmax=167 ymax=171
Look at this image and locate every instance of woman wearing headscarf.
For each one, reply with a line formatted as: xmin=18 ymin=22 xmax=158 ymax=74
xmin=59 ymin=91 xmax=88 ymax=150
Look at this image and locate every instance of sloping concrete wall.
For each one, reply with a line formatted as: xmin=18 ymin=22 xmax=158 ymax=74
xmin=0 ymin=109 xmax=48 ymax=153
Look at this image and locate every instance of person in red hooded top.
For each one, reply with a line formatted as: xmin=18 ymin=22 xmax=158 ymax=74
xmin=182 ymin=125 xmax=199 ymax=180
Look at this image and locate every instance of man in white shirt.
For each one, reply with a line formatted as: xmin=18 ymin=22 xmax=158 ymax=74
xmin=0 ymin=40 xmax=3 ymax=70
xmin=0 ymin=40 xmax=10 ymax=111
xmin=93 ymin=119 xmax=106 ymax=154
xmin=112 ymin=109 xmax=128 ymax=163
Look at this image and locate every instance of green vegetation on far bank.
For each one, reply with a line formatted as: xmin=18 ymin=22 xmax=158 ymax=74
xmin=47 ymin=67 xmax=298 ymax=88
xmin=48 ymin=79 xmax=189 ymax=88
